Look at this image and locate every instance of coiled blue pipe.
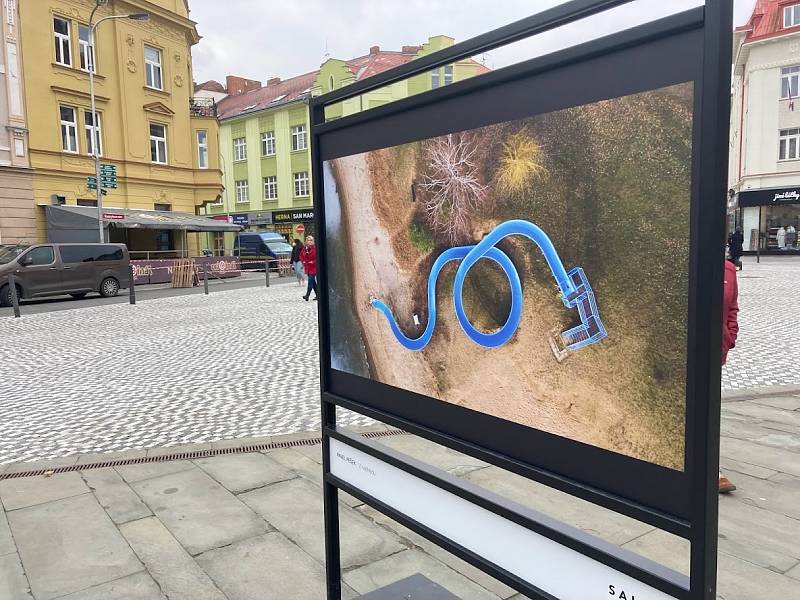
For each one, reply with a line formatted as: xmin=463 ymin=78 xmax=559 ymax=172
xmin=371 ymin=220 xmax=607 ymax=352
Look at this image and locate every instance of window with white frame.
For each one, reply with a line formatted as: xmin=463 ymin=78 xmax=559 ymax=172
xmin=54 ymin=17 xmax=71 ymax=66
xmin=781 ymin=66 xmax=800 ymax=99
xmin=150 ymin=123 xmax=167 ymax=164
xmin=60 ymin=105 xmax=78 ymax=153
xmin=780 ymin=128 xmax=800 ymax=160
xmin=291 ymin=125 xmax=306 ymax=151
xmin=261 ymin=131 xmax=275 ymax=156
xmin=235 ymin=180 xmax=249 ymax=203
xmin=264 ymin=176 xmax=278 ymax=200
xmin=233 ymin=137 xmax=247 ymax=161
xmin=444 ymin=65 xmax=454 ymax=86
xmin=431 ymin=68 xmax=440 ymax=89
xmin=84 ymin=111 xmax=102 ymax=157
xmin=197 ymin=130 xmax=208 ymax=169
xmin=785 ymin=4 xmax=800 ymax=28
xmin=293 ymin=171 xmax=309 ymax=197
xmin=144 ymin=45 xmax=163 ymax=90
xmin=78 ymin=24 xmax=94 ymax=72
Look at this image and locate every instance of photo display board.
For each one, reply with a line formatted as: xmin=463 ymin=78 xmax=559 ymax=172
xmin=313 ymin=2 xmax=732 ymax=599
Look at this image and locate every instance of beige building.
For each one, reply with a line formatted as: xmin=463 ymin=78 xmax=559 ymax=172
xmin=0 ymin=0 xmax=34 ymax=244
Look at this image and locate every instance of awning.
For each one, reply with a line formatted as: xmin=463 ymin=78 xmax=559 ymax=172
xmin=738 ymin=186 xmax=800 ymax=208
xmin=46 ymin=205 xmax=242 ymax=233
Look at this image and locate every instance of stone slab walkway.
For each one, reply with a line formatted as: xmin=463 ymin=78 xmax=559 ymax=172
xmin=1 ymin=387 xmax=799 ymax=600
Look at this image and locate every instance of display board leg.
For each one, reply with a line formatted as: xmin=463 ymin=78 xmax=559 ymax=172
xmin=323 ymin=401 xmax=342 ymax=600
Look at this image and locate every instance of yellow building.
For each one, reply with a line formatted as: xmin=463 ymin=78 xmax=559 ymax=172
xmin=19 ymin=0 xmax=224 ymax=255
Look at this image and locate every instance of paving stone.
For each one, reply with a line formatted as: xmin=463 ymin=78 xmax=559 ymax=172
xmin=131 ymin=467 xmax=268 ymax=556
xmin=723 ymin=471 xmax=800 ymax=520
xmin=720 ymin=417 xmax=800 ymax=449
xmin=0 ymin=285 xmax=373 ymax=465
xmin=750 ymin=396 xmax=800 ymax=411
xmin=115 ymin=460 xmax=195 ymax=484
xmin=719 ymin=457 xmax=779 ymax=480
xmin=465 ymin=466 xmax=652 ymax=546
xmin=196 ymin=532 xmax=334 ymax=600
xmin=357 ymin=504 xmax=518 ymax=599
xmin=7 ymin=494 xmax=142 ymax=600
xmin=292 ymin=442 xmax=323 ymax=464
xmin=147 ymin=443 xmax=213 ymax=458
xmin=56 ymin=572 xmax=164 ymax=600
xmin=194 ymin=452 xmax=294 ymax=493
xmin=120 ymin=517 xmax=226 ymax=600
xmin=240 ymin=476 xmax=404 ymax=568
xmin=377 ymin=435 xmax=488 ymax=474
xmin=716 ymin=552 xmax=800 ymax=600
xmin=343 ymin=549 xmax=500 ymax=600
xmin=0 ymin=472 xmax=88 ymax=511
xmin=0 ymin=553 xmax=33 ymax=599
xmin=786 ymin=561 xmax=800 ymax=581
xmin=724 ymin=402 xmax=800 ymax=427
xmin=3 ymin=456 xmax=79 ymax=474
xmin=717 ymin=495 xmax=800 ymax=570
xmin=81 ymin=468 xmax=151 ymax=524
xmin=720 ymin=437 xmax=800 ymax=477
xmin=620 ymin=529 xmax=690 ymax=576
xmin=267 ymin=447 xmax=363 ymax=508
xmin=75 ymin=449 xmax=148 ymax=466
xmin=0 ymin=506 xmax=15 ymax=555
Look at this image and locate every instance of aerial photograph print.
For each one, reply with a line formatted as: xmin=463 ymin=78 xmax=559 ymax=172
xmin=325 ymin=82 xmax=694 ymax=471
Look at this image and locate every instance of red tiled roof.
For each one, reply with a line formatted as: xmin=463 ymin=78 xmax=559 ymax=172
xmin=346 ymin=51 xmax=417 ymax=80
xmin=736 ymin=0 xmax=800 ymax=43
xmin=216 ymin=71 xmax=318 ymax=120
xmin=195 ymin=80 xmax=226 ymax=93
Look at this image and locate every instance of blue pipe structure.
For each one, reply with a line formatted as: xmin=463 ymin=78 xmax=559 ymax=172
xmin=370 ymin=219 xmax=607 ymax=352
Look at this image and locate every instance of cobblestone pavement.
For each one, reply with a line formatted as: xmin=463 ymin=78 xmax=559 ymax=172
xmin=722 ymin=256 xmax=800 ymax=391
xmin=0 ymin=285 xmax=373 ymax=464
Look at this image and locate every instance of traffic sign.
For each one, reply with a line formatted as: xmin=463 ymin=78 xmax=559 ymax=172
xmin=87 ymin=176 xmax=97 ymax=190
xmin=99 ymin=163 xmax=116 ymax=174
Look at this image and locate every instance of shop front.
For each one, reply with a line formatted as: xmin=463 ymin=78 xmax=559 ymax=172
xmin=737 ymin=186 xmax=800 ymax=253
xmin=272 ymin=208 xmax=315 ymax=242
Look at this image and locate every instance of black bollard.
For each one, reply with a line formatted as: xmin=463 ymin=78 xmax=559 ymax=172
xmin=265 ymin=259 xmax=270 ymax=288
xmin=8 ymin=274 xmax=20 ymax=318
xmin=203 ymin=262 xmax=209 ymax=295
xmin=128 ymin=265 xmax=136 ymax=305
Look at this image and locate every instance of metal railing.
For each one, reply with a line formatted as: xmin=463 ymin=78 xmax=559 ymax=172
xmin=128 ymin=249 xmax=191 ymax=260
xmin=190 ymin=97 xmax=217 ymax=118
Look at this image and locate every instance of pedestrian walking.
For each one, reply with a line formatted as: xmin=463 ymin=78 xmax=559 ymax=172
xmin=719 ymin=258 xmax=739 ymax=494
xmin=727 ymin=228 xmax=744 ymax=271
xmin=291 ymin=238 xmax=305 ymax=286
xmin=301 ymin=235 xmax=318 ymax=301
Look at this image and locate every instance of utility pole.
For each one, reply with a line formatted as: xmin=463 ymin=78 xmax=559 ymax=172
xmin=88 ymin=1 xmax=149 ymax=242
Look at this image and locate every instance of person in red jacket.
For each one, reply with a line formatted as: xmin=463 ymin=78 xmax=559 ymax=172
xmin=300 ymin=236 xmax=317 ymax=301
xmin=719 ymin=259 xmax=739 ymax=493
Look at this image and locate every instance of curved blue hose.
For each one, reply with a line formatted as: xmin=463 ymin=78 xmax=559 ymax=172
xmin=371 ymin=220 xmax=607 ymax=352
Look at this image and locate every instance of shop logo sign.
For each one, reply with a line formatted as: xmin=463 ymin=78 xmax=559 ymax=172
xmin=773 ymin=190 xmax=800 ymax=203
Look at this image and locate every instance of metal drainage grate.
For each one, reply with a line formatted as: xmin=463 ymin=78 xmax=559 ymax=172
xmin=0 ymin=428 xmax=406 ymax=481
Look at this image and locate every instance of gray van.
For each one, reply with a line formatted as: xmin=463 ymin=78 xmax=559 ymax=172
xmin=0 ymin=243 xmax=130 ymax=307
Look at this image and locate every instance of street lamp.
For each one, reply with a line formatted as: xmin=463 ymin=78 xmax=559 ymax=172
xmin=88 ymin=3 xmax=149 ymax=242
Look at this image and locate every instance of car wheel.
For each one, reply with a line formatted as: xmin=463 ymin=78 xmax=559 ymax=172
xmin=70 ymin=293 xmax=87 ymax=300
xmin=0 ymin=284 xmax=19 ymax=308
xmin=99 ymin=277 xmax=120 ymax=298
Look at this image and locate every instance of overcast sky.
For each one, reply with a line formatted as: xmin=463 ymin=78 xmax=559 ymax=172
xmin=189 ymin=0 xmax=758 ymax=84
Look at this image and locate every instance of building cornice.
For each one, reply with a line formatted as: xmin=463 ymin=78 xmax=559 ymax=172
xmin=219 ymin=98 xmax=309 ymax=124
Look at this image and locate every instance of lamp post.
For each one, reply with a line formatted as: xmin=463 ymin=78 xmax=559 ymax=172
xmin=88 ymin=2 xmax=149 ymax=242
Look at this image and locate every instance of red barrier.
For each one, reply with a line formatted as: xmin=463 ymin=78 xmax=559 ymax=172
xmin=131 ymin=257 xmax=242 ymax=285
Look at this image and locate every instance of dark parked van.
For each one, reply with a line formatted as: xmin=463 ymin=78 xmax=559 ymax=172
xmin=0 ymin=243 xmax=130 ymax=306
xmin=233 ymin=232 xmax=292 ymax=269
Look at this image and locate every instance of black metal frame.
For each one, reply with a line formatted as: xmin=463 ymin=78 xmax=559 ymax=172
xmin=311 ymin=1 xmax=732 ymax=598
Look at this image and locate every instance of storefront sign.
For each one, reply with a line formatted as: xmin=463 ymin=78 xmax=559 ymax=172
xmin=272 ymin=208 xmax=315 ymax=223
xmin=131 ymin=257 xmax=241 ymax=285
xmin=102 ymin=213 xmax=125 ymax=221
xmin=230 ymin=214 xmax=250 ymax=227
xmin=250 ymin=212 xmax=273 ymax=226
xmin=739 ymin=186 xmax=800 ymax=207
xmin=210 ymin=215 xmax=232 ymax=223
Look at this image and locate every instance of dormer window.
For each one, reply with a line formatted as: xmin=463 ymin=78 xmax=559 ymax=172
xmin=784 ymin=4 xmax=800 ymax=28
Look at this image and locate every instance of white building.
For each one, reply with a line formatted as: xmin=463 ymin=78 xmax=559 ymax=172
xmin=730 ymin=0 xmax=800 ymax=253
